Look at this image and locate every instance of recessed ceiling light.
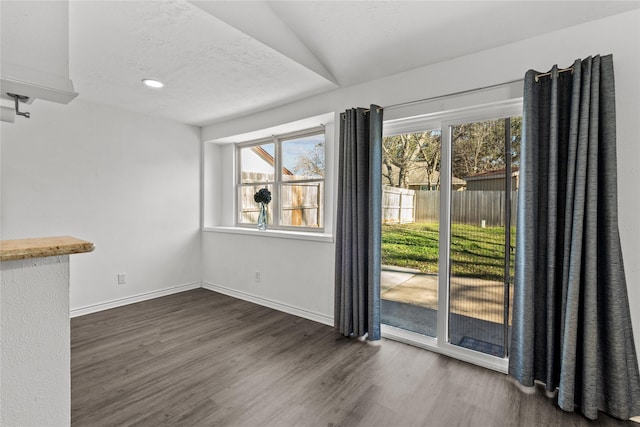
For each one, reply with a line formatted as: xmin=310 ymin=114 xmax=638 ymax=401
xmin=142 ymin=79 xmax=164 ymax=88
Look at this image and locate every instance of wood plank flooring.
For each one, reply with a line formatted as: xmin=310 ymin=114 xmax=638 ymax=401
xmin=71 ymin=289 xmax=634 ymax=426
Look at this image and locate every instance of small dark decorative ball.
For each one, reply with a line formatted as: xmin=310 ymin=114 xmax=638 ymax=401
xmin=254 ymin=188 xmax=272 ymax=204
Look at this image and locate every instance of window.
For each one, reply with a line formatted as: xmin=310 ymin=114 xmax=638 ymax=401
xmin=237 ymin=128 xmax=325 ymax=230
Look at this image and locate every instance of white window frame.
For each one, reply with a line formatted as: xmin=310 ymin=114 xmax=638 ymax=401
xmin=235 ymin=127 xmax=326 ymax=233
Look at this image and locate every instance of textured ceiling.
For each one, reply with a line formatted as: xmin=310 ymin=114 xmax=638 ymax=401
xmin=68 ymin=1 xmax=640 ymax=127
xmin=69 ymin=1 xmax=335 ymax=126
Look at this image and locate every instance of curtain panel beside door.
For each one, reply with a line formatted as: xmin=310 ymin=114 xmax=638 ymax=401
xmin=335 ymin=105 xmax=383 ymax=341
xmin=509 ymin=55 xmax=640 ymax=420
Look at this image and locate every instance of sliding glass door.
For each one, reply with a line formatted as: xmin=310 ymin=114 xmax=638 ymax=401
xmin=381 ymin=102 xmax=521 ymax=368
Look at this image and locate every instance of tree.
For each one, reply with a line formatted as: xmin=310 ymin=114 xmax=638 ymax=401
xmin=509 ymin=116 xmax=522 ymax=168
xmin=292 ymin=142 xmax=325 ymax=177
xmin=451 ymin=117 xmax=521 ymax=179
xmin=417 ymin=131 xmax=441 ymax=189
xmin=382 ymin=131 xmax=441 ymax=188
xmin=382 ymin=133 xmax=420 ymax=187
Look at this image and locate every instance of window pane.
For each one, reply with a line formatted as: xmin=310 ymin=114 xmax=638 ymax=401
xmin=240 ymin=143 xmax=275 ymax=184
xmin=280 ymin=182 xmax=323 ymax=227
xmin=238 ymin=184 xmax=274 ymax=225
xmin=281 ymin=134 xmax=325 ymax=181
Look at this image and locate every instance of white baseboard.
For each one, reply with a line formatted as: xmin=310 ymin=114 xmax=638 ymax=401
xmin=70 ymin=282 xmax=202 ymax=318
xmin=71 ymin=282 xmax=334 ymax=328
xmin=201 ymin=282 xmax=333 ymax=327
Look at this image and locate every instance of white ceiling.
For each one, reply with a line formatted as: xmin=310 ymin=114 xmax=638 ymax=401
xmin=68 ymin=1 xmax=640 ymax=127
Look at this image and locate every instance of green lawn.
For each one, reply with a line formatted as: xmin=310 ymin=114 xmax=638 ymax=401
xmin=382 ymin=222 xmax=515 ymax=282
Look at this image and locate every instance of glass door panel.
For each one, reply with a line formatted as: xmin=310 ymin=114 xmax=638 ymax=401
xmin=381 ymin=130 xmax=441 ymax=337
xmin=447 ymin=117 xmax=520 ymax=357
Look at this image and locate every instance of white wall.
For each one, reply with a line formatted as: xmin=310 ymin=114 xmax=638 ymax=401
xmin=202 ymin=10 xmax=640 ymax=358
xmin=202 ymin=233 xmax=334 ymax=324
xmin=1 ymin=99 xmax=201 ymax=313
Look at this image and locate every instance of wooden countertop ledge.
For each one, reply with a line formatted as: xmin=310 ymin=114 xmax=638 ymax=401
xmin=0 ymin=236 xmax=95 ymax=261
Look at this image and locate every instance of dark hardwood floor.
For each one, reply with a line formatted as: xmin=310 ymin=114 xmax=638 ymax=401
xmin=71 ymin=288 xmax=634 ymax=426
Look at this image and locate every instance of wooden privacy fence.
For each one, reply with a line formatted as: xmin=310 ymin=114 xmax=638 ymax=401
xmin=416 ymin=190 xmax=518 ymax=226
xmin=383 ymin=186 xmax=416 ymax=224
xmin=384 ymin=187 xmax=518 ymax=227
xmin=240 ymin=181 xmax=322 ymax=227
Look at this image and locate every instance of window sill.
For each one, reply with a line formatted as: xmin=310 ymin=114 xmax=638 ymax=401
xmin=203 ymin=226 xmax=334 ymax=243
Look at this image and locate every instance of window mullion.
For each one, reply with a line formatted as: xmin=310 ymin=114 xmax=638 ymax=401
xmin=503 ymin=117 xmax=512 ymax=358
xmin=235 ymin=146 xmax=241 ymax=227
xmin=437 ymin=122 xmax=452 ymax=348
xmin=273 ymin=135 xmax=281 ymax=228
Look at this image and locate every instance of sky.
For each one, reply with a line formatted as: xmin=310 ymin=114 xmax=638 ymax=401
xmin=261 ymin=133 xmax=324 ymax=177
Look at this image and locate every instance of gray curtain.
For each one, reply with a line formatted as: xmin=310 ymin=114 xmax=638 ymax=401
xmin=335 ymin=105 xmax=383 ymax=341
xmin=509 ymin=55 xmax=640 ymax=420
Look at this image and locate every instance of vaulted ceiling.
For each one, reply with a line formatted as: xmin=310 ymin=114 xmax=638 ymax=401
xmin=68 ymin=1 xmax=640 ymax=126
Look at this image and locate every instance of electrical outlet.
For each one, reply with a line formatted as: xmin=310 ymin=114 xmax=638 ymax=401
xmin=117 ymin=273 xmax=126 ymax=285
xmin=255 ymin=271 xmax=261 ymax=283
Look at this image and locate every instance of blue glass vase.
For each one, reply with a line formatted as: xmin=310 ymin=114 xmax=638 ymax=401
xmin=257 ymin=203 xmax=267 ymax=230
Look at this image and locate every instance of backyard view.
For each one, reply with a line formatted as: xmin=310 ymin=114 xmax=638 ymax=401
xmin=382 ymin=222 xmax=514 ymax=282
xmin=381 ymin=116 xmax=521 ymax=357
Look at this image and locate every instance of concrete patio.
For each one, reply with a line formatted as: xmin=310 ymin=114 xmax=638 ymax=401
xmin=381 ymin=266 xmax=513 ymax=356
